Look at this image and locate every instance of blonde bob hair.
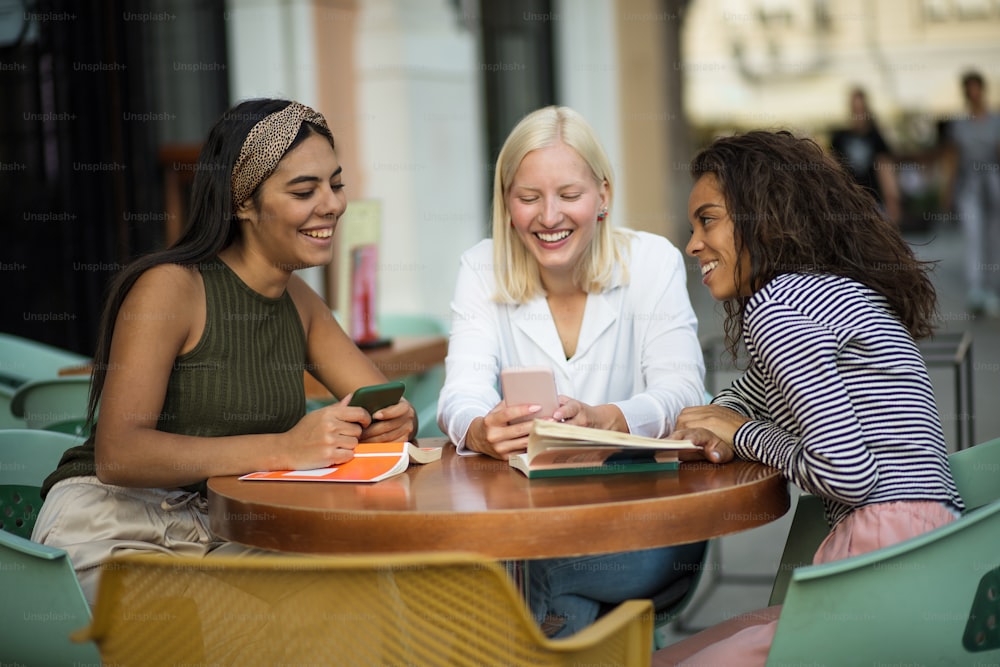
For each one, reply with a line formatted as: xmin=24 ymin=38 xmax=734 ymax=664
xmin=491 ymin=105 xmax=632 ymax=303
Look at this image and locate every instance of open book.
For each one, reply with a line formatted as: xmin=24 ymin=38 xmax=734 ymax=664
xmin=239 ymin=442 xmax=442 ymax=483
xmin=509 ymin=420 xmax=698 ymax=479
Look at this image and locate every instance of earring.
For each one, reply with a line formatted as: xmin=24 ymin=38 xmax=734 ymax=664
xmin=597 ymin=208 xmax=608 ymax=223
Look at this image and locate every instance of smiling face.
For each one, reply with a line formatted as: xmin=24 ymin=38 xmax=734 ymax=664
xmin=506 ymin=141 xmax=608 ymax=285
xmin=686 ymin=173 xmax=750 ymax=301
xmin=238 ymin=131 xmax=347 ymax=272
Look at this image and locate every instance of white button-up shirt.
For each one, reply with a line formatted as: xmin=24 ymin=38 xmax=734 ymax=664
xmin=438 ymin=230 xmax=706 ymax=452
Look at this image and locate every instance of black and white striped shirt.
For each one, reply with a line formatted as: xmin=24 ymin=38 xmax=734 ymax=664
xmin=714 ymin=273 xmax=965 ymax=527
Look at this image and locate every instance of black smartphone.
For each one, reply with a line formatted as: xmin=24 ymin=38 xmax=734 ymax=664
xmin=348 ymin=381 xmax=405 ymax=417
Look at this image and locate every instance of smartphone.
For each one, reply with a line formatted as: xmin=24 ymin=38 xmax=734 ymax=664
xmin=348 ymin=381 xmax=406 ymax=417
xmin=500 ymin=366 xmax=559 ymax=424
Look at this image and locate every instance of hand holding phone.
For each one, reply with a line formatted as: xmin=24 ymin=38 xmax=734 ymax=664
xmin=500 ymin=366 xmax=559 ymax=424
xmin=348 ymin=381 xmax=406 ymax=418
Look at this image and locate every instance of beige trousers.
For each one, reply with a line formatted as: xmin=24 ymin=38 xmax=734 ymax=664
xmin=32 ymin=475 xmax=258 ymax=606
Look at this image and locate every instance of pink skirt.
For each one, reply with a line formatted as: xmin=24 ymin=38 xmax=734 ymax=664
xmin=652 ymin=500 xmax=958 ymax=667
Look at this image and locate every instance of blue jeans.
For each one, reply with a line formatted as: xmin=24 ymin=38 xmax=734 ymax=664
xmin=528 ymin=541 xmax=707 ymax=638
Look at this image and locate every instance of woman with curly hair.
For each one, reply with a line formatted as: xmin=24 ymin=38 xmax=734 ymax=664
xmin=653 ymin=130 xmax=964 ymax=666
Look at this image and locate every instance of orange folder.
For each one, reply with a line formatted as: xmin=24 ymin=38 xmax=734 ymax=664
xmin=238 ymin=442 xmax=441 ymax=483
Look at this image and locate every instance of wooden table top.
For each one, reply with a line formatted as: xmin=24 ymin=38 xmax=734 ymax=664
xmin=302 ymin=334 xmax=448 ymax=399
xmin=208 ymin=439 xmax=791 ymax=559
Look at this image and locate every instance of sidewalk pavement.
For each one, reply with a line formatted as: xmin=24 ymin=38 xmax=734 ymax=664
xmin=657 ymin=220 xmax=999 ymax=644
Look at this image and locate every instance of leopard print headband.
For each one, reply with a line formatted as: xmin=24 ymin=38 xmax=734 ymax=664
xmin=231 ymin=101 xmax=330 ymax=208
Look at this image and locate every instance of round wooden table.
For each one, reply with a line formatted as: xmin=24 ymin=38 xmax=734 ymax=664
xmin=208 ymin=439 xmax=790 ymax=559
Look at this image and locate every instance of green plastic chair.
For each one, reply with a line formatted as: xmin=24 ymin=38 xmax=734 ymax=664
xmin=0 ymin=429 xmax=84 ymax=538
xmin=0 ymin=333 xmax=90 ymax=379
xmin=0 ymin=427 xmax=99 ymax=664
xmin=10 ymin=376 xmax=93 ymax=436
xmin=0 ymin=385 xmax=25 ymax=430
xmin=378 ymin=313 xmax=448 ymax=440
xmin=769 ymin=436 xmax=1000 ymax=607
xmin=766 ymin=498 xmax=1000 ymax=664
xmin=0 ymin=530 xmax=102 ymax=665
xmin=948 ymin=436 xmax=1000 ymax=512
xmin=0 ymin=334 xmax=90 ymax=429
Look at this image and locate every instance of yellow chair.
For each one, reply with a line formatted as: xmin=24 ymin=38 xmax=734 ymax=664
xmin=77 ymin=551 xmax=653 ymax=666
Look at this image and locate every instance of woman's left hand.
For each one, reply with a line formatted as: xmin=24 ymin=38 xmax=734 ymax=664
xmin=673 ymin=404 xmax=749 ymax=446
xmin=668 ymin=426 xmax=735 ymax=464
xmin=668 ymin=404 xmax=749 ymax=464
xmin=361 ymin=398 xmax=417 ymax=443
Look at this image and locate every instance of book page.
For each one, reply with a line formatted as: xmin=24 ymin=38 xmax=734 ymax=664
xmin=527 ymin=420 xmax=696 ymax=463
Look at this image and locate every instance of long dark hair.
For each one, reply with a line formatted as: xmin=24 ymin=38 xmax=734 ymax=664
xmin=691 ymin=130 xmax=937 ymax=361
xmin=85 ymin=98 xmax=334 ymax=427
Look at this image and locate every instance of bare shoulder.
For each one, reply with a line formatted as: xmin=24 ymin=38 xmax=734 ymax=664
xmin=131 ymin=263 xmax=201 ymax=299
xmin=121 ymin=263 xmax=203 ymax=339
xmin=285 ymin=273 xmax=330 ymax=331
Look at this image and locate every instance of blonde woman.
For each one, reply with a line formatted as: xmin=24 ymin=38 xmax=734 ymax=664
xmin=437 ymin=106 xmax=706 ymax=637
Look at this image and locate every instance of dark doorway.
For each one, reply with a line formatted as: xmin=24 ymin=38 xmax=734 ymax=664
xmin=0 ymin=0 xmax=229 ymax=356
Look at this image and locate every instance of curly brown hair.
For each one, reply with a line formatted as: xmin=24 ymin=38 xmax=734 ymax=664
xmin=690 ymin=130 xmax=937 ymax=361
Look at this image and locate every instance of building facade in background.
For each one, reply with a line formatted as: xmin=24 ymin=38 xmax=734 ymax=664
xmin=2 ymin=0 xmax=996 ymax=351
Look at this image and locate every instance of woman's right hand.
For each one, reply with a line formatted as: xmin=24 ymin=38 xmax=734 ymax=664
xmin=282 ymin=399 xmax=371 ymax=469
xmin=464 ymin=401 xmax=543 ymax=460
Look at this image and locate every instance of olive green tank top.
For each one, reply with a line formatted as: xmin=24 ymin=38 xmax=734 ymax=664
xmin=42 ymin=259 xmax=307 ymax=496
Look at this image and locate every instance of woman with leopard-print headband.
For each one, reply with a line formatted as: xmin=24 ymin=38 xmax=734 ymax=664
xmin=32 ymin=99 xmax=416 ymax=605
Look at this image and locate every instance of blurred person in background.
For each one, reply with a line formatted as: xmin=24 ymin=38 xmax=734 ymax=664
xmin=829 ymin=86 xmax=903 ymax=225
xmin=941 ymin=69 xmax=1000 ymax=317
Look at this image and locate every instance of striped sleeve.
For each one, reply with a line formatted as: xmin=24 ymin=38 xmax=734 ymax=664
xmin=734 ymin=299 xmax=879 ymax=504
xmin=712 ymin=363 xmax=771 ymax=421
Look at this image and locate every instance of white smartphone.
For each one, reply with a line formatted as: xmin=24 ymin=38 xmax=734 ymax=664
xmin=500 ymin=366 xmax=559 ymax=424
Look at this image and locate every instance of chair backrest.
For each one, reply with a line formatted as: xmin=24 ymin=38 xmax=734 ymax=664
xmin=769 ymin=436 xmax=1000 ymax=606
xmin=0 ymin=334 xmax=90 ymax=429
xmin=948 ymin=436 xmax=1000 ymax=511
xmin=0 ymin=429 xmax=83 ymax=537
xmin=767 ymin=499 xmax=1000 ymax=664
xmin=0 ymin=382 xmax=27 ymax=429
xmin=377 ymin=313 xmax=449 ymax=338
xmin=0 ymin=333 xmax=90 ymax=383
xmin=0 ymin=529 xmax=101 ymax=664
xmin=81 ymin=551 xmax=654 ymax=666
xmin=10 ymin=376 xmax=92 ymax=433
